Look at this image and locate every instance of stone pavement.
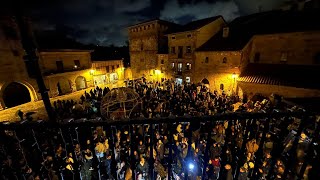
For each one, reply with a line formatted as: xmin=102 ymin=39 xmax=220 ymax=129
xmin=0 ymin=81 xmax=125 ymax=122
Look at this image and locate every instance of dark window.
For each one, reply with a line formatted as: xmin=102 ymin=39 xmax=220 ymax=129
xmin=187 ymin=34 xmax=192 ymax=38
xmin=222 ymin=57 xmax=227 ymax=63
xmin=117 ymin=64 xmax=120 ymax=68
xmin=254 ymin=53 xmax=260 ymax=62
xmin=144 ymin=26 xmax=146 ymax=30
xmin=172 ymin=36 xmax=176 ymax=39
xmin=141 ymin=43 xmax=143 ymax=51
xmin=314 ymin=53 xmax=320 ymax=64
xmin=178 ymin=46 xmax=183 ymax=58
xmin=186 ymin=46 xmax=192 ymax=53
xmin=112 ymin=65 xmax=115 ymax=71
xmin=161 ymin=60 xmax=164 ymax=64
xmin=171 ymin=47 xmax=176 ymax=54
xmin=205 ymin=57 xmax=209 ymax=63
xmin=220 ymin=84 xmax=224 ymax=90
xmin=148 ymin=25 xmax=150 ymax=29
xmin=56 ymin=61 xmax=64 ymax=72
xmin=12 ymin=49 xmax=19 ymax=56
xmin=74 ymin=60 xmax=80 ymax=67
xmin=2 ymin=25 xmax=18 ymax=39
xmin=106 ymin=66 xmax=110 ymax=73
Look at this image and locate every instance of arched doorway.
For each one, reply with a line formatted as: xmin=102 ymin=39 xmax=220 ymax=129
xmin=75 ymin=76 xmax=87 ymax=90
xmin=201 ymin=78 xmax=210 ymax=89
xmin=3 ymin=82 xmax=31 ymax=108
xmin=57 ymin=78 xmax=72 ymax=95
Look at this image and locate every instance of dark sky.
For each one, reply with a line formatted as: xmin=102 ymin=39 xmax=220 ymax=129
xmin=11 ymin=0 xmax=288 ymax=46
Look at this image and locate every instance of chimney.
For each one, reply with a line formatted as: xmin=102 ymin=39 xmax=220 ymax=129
xmin=223 ymin=27 xmax=229 ymax=38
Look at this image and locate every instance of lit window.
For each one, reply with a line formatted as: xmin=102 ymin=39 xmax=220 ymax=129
xmin=223 ymin=57 xmax=227 ymax=63
xmin=205 ymin=57 xmax=209 ymax=63
xmin=186 ymin=77 xmax=191 ymax=83
xmin=186 ymin=63 xmax=191 ymax=70
xmin=171 ymin=62 xmax=175 ymax=69
xmin=186 ymin=46 xmax=192 ymax=53
xmin=178 ymin=63 xmax=182 ymax=72
xmin=280 ymin=52 xmax=287 ymax=62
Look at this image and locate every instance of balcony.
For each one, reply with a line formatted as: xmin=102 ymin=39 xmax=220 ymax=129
xmin=43 ymin=67 xmax=88 ymax=76
xmin=0 ymin=111 xmax=318 ymax=180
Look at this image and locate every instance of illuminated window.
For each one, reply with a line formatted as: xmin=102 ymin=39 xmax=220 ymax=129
xmin=171 ymin=62 xmax=175 ymax=69
xmin=280 ymin=52 xmax=288 ymax=62
xmin=223 ymin=57 xmax=227 ymax=63
xmin=186 ymin=63 xmax=191 ymax=70
xmin=186 ymin=46 xmax=192 ymax=53
xmin=178 ymin=63 xmax=182 ymax=72
xmin=205 ymin=57 xmax=209 ymax=63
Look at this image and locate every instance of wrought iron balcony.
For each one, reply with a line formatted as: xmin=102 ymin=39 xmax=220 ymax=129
xmin=0 ymin=111 xmax=319 ymax=180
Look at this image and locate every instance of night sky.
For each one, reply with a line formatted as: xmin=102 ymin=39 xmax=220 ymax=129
xmin=4 ymin=0 xmax=288 ymax=46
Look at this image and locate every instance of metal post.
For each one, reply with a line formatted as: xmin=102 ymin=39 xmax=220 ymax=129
xmin=149 ymin=124 xmax=154 ymax=179
xmin=167 ymin=122 xmax=173 ymax=179
xmin=202 ymin=121 xmax=212 ymax=180
xmin=14 ymin=2 xmax=55 ymax=122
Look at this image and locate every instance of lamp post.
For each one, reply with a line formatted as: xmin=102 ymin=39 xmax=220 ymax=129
xmin=90 ymin=69 xmax=95 ymax=87
xmin=232 ymin=73 xmax=237 ymax=95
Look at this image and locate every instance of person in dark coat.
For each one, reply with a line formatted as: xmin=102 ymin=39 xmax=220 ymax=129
xmin=222 ymin=164 xmax=233 ymax=180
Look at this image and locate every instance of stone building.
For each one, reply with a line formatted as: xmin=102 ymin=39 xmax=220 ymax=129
xmin=196 ymin=10 xmax=320 ymax=98
xmin=166 ymin=16 xmax=226 ymax=84
xmin=91 ymin=60 xmax=125 ymax=86
xmin=0 ymin=16 xmax=125 ymax=110
xmin=127 ymin=19 xmax=178 ymax=81
xmin=0 ymin=16 xmax=40 ymax=109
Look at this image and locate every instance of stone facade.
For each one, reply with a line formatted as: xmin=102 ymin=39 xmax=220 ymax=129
xmin=128 ymin=20 xmax=176 ymax=80
xmin=167 ymin=17 xmax=225 ymax=83
xmin=238 ymin=82 xmax=320 ymax=98
xmin=194 ymin=51 xmax=241 ymax=93
xmin=0 ymin=16 xmax=40 ymax=109
xmin=247 ymin=31 xmax=320 ymax=65
xmin=91 ymin=60 xmax=125 ymax=85
xmin=39 ymin=50 xmax=93 ymax=97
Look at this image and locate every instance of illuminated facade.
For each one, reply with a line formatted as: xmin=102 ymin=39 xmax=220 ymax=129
xmin=91 ymin=60 xmax=125 ymax=86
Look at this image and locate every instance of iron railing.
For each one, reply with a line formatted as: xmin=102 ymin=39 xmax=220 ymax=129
xmin=0 ymin=111 xmax=319 ymax=180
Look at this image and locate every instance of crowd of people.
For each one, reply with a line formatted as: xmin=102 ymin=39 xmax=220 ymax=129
xmin=1 ymin=79 xmax=319 ymax=180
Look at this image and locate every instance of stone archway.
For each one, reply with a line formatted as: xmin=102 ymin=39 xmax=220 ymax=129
xmin=2 ymin=82 xmax=31 ymax=108
xmin=201 ymin=78 xmax=210 ymax=89
xmin=75 ymin=76 xmax=87 ymax=91
xmin=57 ymin=78 xmax=72 ymax=95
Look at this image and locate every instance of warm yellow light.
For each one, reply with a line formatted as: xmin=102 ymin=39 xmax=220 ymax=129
xmin=74 ymin=65 xmax=78 ymax=68
xmin=155 ymin=69 xmax=161 ymax=75
xmin=232 ymin=73 xmax=237 ymax=79
xmin=90 ymin=69 xmax=95 ymax=74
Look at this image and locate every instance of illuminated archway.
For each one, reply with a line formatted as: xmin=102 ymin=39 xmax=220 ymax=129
xmin=75 ymin=76 xmax=87 ymax=90
xmin=2 ymin=82 xmax=31 ymax=108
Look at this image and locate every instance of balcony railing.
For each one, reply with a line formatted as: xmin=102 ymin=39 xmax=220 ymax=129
xmin=43 ymin=67 xmax=88 ymax=76
xmin=0 ymin=111 xmax=319 ymax=180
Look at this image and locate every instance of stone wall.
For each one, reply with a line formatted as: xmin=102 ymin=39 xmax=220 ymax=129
xmin=248 ymin=31 xmax=320 ymax=65
xmin=238 ymin=82 xmax=320 ymax=98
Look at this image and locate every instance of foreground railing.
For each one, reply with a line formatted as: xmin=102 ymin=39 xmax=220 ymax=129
xmin=0 ymin=111 xmax=319 ymax=180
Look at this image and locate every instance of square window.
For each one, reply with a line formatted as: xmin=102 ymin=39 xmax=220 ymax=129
xmin=172 ymin=36 xmax=176 ymax=39
xmin=187 ymin=34 xmax=192 ymax=38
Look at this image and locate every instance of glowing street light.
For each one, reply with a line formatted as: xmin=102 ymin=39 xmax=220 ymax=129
xmin=90 ymin=69 xmax=95 ymax=75
xmin=74 ymin=65 xmax=78 ymax=69
xmin=188 ymin=163 xmax=195 ymax=171
xmin=232 ymin=72 xmax=237 ymax=79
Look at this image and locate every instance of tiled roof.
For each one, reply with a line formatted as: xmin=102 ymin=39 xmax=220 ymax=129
xmin=237 ymin=63 xmax=320 ymax=90
xmin=197 ymin=9 xmax=320 ymax=51
xmin=167 ymin=16 xmax=223 ymax=34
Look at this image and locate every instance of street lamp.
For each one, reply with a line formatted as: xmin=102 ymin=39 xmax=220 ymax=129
xmin=232 ymin=73 xmax=237 ymax=94
xmin=90 ymin=69 xmax=95 ymax=87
